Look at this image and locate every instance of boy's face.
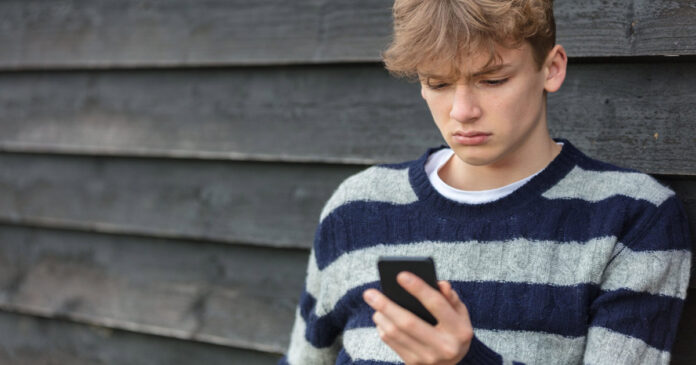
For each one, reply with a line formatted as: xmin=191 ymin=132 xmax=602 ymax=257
xmin=418 ymin=42 xmax=564 ymax=168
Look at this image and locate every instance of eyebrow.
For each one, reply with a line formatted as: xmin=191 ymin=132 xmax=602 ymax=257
xmin=419 ymin=63 xmax=513 ymax=80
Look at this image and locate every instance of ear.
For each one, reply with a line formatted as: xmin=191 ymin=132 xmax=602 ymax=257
xmin=543 ymin=44 xmax=567 ymax=93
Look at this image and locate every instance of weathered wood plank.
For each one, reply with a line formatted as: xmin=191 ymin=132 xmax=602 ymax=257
xmin=1 ymin=61 xmax=695 ymax=175
xmin=0 ymin=152 xmax=694 ymax=250
xmin=0 ymin=0 xmax=694 ymax=70
xmin=0 ymin=224 xmax=307 ymax=353
xmin=0 ymin=153 xmax=362 ymax=248
xmin=0 ymin=310 xmax=281 ymax=365
xmin=0 ymin=224 xmax=692 ymax=358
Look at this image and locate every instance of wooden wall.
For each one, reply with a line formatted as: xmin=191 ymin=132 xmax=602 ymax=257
xmin=0 ymin=0 xmax=694 ymax=363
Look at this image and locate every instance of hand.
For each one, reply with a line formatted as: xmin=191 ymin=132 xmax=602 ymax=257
xmin=363 ymin=272 xmax=473 ymax=365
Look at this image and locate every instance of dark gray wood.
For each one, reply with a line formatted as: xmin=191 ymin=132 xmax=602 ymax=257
xmin=0 ymin=310 xmax=281 ymax=365
xmin=547 ymin=61 xmax=696 ymax=176
xmin=555 ymin=0 xmax=696 ymax=58
xmin=1 ymin=61 xmax=695 ymax=175
xmin=0 ymin=0 xmax=694 ymax=69
xmin=672 ymin=289 xmax=696 ymax=364
xmin=0 ymin=223 xmax=692 ymax=358
xmin=0 ymin=0 xmax=394 ymax=69
xmin=0 ymin=224 xmax=307 ymax=353
xmin=0 ymin=153 xmax=362 ymax=248
xmin=0 ymin=152 xmax=694 ymax=251
xmin=0 ymin=223 xmax=691 ymax=358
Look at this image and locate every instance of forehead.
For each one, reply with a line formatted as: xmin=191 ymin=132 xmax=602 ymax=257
xmin=417 ymin=42 xmax=529 ymax=79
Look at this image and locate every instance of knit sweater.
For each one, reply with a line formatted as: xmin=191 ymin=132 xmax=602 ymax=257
xmin=279 ymin=139 xmax=692 ymax=365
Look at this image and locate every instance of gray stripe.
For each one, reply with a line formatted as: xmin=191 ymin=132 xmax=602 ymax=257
xmin=342 ymin=327 xmax=401 ymax=363
xmin=319 ymin=166 xmax=417 ymax=222
xmin=307 ymin=238 xmax=617 ymax=317
xmin=286 ymin=308 xmax=340 ymax=365
xmin=476 ymin=329 xmax=586 ymax=365
xmin=602 ymin=243 xmax=691 ymax=299
xmin=583 ymin=327 xmax=670 ymax=364
xmin=307 ymin=238 xmax=689 ymax=317
xmin=542 ymin=166 xmax=674 ymax=206
xmin=343 ymin=327 xmax=585 ymax=364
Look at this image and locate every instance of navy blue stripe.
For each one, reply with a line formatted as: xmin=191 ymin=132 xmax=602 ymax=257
xmin=298 ymin=289 xmax=345 ymax=349
xmin=300 ymin=282 xmax=683 ymax=355
xmin=337 ymin=281 xmax=595 ymax=338
xmin=621 ymin=196 xmax=691 ymax=251
xmin=315 ymin=195 xmax=684 ymax=270
xmin=299 ymin=282 xmax=379 ymax=348
xmin=590 ymin=288 xmax=684 ymax=352
xmin=342 ymin=351 xmax=399 ymax=365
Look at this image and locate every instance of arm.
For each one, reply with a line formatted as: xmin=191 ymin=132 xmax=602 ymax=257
xmin=363 ymin=196 xmax=692 ymax=365
xmin=279 ymin=216 xmax=346 ymax=365
xmin=582 ymin=196 xmax=692 ymax=364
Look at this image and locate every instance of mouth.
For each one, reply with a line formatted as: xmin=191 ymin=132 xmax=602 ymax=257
xmin=452 ymin=130 xmax=491 ymax=145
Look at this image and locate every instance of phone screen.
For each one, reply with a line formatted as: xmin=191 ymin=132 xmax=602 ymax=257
xmin=377 ymin=256 xmax=439 ymax=325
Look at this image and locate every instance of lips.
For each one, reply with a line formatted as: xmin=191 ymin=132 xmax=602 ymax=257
xmin=454 ymin=130 xmax=491 ymax=138
xmin=452 ymin=130 xmax=491 ymax=145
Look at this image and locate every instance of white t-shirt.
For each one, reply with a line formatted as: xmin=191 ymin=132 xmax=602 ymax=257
xmin=425 ymin=144 xmax=563 ymax=204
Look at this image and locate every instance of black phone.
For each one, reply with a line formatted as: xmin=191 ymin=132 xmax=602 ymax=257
xmin=377 ymin=256 xmax=439 ymax=325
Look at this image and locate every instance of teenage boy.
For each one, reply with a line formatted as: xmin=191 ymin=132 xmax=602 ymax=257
xmin=280 ymin=0 xmax=692 ymax=364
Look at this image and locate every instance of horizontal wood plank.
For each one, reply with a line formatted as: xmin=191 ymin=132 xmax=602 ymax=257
xmin=0 ymin=224 xmax=306 ymax=353
xmin=0 ymin=310 xmax=280 ymax=364
xmin=0 ymin=224 xmax=693 ymax=357
xmin=1 ymin=61 xmax=695 ymax=175
xmin=0 ymin=0 xmax=695 ymax=70
xmin=0 ymin=153 xmax=694 ymax=251
xmin=0 ymin=153 xmax=362 ymax=248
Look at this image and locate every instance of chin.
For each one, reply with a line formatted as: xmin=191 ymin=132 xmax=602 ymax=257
xmin=449 ymin=145 xmax=496 ymax=166
xmin=454 ymin=152 xmax=497 ymax=167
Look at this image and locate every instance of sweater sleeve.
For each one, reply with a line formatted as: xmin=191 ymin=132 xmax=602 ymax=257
xmin=460 ymin=195 xmax=692 ymax=365
xmin=278 ymin=213 xmax=346 ymax=365
xmin=581 ymin=195 xmax=692 ymax=364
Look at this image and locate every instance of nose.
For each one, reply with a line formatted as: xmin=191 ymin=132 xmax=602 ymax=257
xmin=449 ymin=84 xmax=482 ymax=123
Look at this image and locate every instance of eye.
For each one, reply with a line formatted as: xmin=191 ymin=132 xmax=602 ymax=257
xmin=426 ymin=82 xmax=449 ymax=90
xmin=482 ymin=78 xmax=508 ymax=86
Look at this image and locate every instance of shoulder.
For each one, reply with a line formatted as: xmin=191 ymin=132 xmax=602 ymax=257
xmin=318 ymin=157 xmax=423 ymax=222
xmin=543 ymin=146 xmax=674 ymax=208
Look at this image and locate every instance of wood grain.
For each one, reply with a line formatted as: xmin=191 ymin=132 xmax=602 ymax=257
xmin=0 ymin=310 xmax=281 ymax=365
xmin=1 ymin=60 xmax=695 ymax=175
xmin=0 ymin=152 xmax=694 ymax=251
xmin=0 ymin=153 xmax=362 ymax=248
xmin=0 ymin=224 xmax=307 ymax=353
xmin=0 ymin=0 xmax=695 ymax=70
xmin=0 ymin=224 xmax=692 ymax=357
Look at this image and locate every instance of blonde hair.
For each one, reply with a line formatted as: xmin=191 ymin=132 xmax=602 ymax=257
xmin=382 ymin=0 xmax=556 ymax=81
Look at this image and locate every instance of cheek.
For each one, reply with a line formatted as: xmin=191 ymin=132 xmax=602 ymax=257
xmin=497 ymin=82 xmax=542 ymax=123
xmin=425 ymin=95 xmax=451 ymax=122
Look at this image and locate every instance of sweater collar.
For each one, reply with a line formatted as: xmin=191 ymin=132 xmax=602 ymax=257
xmin=408 ymin=138 xmax=580 ymax=219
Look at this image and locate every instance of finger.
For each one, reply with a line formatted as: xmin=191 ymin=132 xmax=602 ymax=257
xmin=363 ymin=289 xmax=437 ymax=340
xmin=397 ymin=272 xmax=458 ymax=324
xmin=437 ymin=280 xmax=471 ymax=315
xmin=372 ymin=311 xmax=431 ymax=363
xmin=438 ymin=280 xmax=458 ymax=307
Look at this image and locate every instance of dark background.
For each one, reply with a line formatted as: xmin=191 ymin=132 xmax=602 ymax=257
xmin=0 ymin=0 xmax=694 ymax=363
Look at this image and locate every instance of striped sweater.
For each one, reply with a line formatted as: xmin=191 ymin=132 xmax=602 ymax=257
xmin=280 ymin=140 xmax=692 ymax=365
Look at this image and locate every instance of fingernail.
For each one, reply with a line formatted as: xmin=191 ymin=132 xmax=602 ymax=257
xmin=364 ymin=291 xmax=376 ymax=303
xmin=399 ymin=272 xmax=413 ymax=284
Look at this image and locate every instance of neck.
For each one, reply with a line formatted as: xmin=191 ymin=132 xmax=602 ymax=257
xmin=439 ymin=135 xmax=562 ymax=191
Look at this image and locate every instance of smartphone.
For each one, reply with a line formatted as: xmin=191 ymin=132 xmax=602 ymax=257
xmin=377 ymin=256 xmax=439 ymax=325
